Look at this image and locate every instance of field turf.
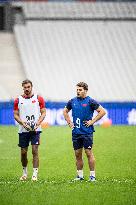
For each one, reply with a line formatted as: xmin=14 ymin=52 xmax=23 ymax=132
xmin=0 ymin=125 xmax=136 ymax=205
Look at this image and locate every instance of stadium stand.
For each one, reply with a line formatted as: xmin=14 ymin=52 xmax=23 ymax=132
xmin=14 ymin=20 xmax=136 ymax=101
xmin=0 ymin=32 xmax=25 ymax=100
xmin=12 ymin=1 xmax=136 ymax=20
xmin=1 ymin=1 xmax=136 ymax=101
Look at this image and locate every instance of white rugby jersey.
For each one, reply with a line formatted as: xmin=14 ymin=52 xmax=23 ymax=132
xmin=18 ymin=94 xmax=42 ymax=133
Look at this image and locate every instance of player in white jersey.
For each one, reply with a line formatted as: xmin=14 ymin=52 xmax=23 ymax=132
xmin=14 ymin=79 xmax=46 ymax=181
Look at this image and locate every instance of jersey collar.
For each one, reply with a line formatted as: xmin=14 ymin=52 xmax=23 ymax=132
xmin=22 ymin=94 xmax=34 ymax=99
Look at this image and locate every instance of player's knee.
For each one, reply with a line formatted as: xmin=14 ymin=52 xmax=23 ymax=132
xmin=32 ymin=148 xmax=38 ymax=156
xmin=85 ymin=150 xmax=94 ymax=159
xmin=75 ymin=153 xmax=82 ymax=161
xmin=21 ymin=148 xmax=27 ymax=155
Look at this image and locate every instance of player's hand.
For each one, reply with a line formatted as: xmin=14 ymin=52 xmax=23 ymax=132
xmin=34 ymin=122 xmax=40 ymax=131
xmin=83 ymin=120 xmax=94 ymax=127
xmin=22 ymin=122 xmax=31 ymax=131
xmin=68 ymin=122 xmax=75 ymax=129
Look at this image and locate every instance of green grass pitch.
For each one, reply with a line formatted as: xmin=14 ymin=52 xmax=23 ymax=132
xmin=0 ymin=125 xmax=136 ymax=205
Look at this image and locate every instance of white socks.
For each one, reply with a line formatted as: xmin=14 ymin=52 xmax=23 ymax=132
xmin=77 ymin=170 xmax=83 ymax=178
xmin=77 ymin=170 xmax=95 ymax=178
xmin=33 ymin=168 xmax=38 ymax=177
xmin=23 ymin=167 xmax=27 ymax=176
xmin=90 ymin=170 xmax=95 ymax=178
xmin=23 ymin=167 xmax=39 ymax=177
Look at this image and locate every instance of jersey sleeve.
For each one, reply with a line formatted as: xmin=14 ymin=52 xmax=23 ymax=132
xmin=38 ymin=96 xmax=45 ymax=109
xmin=89 ymin=99 xmax=100 ymax=110
xmin=14 ymin=98 xmax=19 ymax=111
xmin=65 ymin=100 xmax=72 ymax=111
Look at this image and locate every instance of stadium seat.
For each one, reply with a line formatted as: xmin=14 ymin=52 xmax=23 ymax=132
xmin=14 ymin=20 xmax=136 ymax=101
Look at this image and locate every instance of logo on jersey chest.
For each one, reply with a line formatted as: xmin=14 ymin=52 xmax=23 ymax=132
xmin=20 ymin=99 xmax=37 ymax=106
xmin=82 ymin=104 xmax=87 ymax=107
xmin=73 ymin=103 xmax=88 ymax=108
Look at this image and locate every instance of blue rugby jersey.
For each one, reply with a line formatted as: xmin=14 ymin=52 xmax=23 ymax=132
xmin=66 ymin=96 xmax=100 ymax=135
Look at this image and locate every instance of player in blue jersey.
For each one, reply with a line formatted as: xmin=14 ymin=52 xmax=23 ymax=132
xmin=63 ymin=82 xmax=106 ymax=181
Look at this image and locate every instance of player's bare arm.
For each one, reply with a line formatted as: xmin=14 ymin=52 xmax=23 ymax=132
xmin=84 ymin=106 xmax=106 ymax=127
xmin=34 ymin=108 xmax=46 ymax=130
xmin=63 ymin=107 xmax=74 ymax=129
xmin=14 ymin=110 xmax=31 ymax=131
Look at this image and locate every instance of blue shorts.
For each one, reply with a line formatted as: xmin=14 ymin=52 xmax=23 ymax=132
xmin=72 ymin=134 xmax=93 ymax=150
xmin=18 ymin=131 xmax=41 ymax=148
